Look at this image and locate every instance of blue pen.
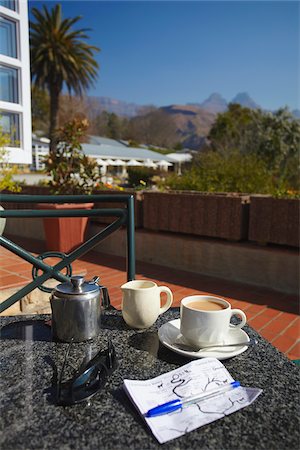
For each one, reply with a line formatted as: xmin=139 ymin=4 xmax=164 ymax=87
xmin=145 ymin=381 xmax=240 ymax=418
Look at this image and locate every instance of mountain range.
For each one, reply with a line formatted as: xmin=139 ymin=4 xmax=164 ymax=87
xmin=188 ymin=92 xmax=261 ymax=114
xmin=88 ymin=92 xmax=299 ymax=118
xmin=86 ymin=92 xmax=299 ymax=149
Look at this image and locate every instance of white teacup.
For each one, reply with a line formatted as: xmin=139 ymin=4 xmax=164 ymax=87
xmin=180 ymin=295 xmax=247 ymax=347
xmin=121 ymin=280 xmax=173 ymax=329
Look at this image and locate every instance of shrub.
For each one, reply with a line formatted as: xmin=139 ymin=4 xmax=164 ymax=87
xmin=163 ymin=150 xmax=276 ymax=194
xmin=127 ymin=167 xmax=156 ymax=188
xmin=44 ymin=118 xmax=102 ymax=195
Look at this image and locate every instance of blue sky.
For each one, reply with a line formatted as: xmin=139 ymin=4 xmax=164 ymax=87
xmin=28 ymin=1 xmax=299 ymax=111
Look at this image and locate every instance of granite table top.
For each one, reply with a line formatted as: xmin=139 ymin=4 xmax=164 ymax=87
xmin=0 ymin=308 xmax=299 ymax=450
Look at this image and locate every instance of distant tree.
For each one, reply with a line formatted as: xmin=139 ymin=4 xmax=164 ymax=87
xmin=91 ymin=111 xmax=110 ymax=136
xmin=209 ymin=105 xmax=300 ymax=170
xmin=58 ymin=94 xmax=90 ymax=130
xmin=91 ymin=111 xmax=128 ymax=140
xmin=31 ymin=86 xmax=49 ymax=134
xmin=248 ymin=108 xmax=300 ymax=171
xmin=126 ymin=109 xmax=178 ymax=148
xmin=174 ymin=142 xmax=184 ymax=151
xmin=208 ymin=105 xmax=300 ymax=188
xmin=165 ymin=105 xmax=300 ymax=195
xmin=208 ymin=103 xmax=254 ymax=154
xmin=30 ymin=4 xmax=99 ymax=154
xmin=107 ymin=113 xmax=123 ymax=139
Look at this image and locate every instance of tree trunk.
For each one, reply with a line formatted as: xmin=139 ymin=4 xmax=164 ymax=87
xmin=49 ymin=84 xmax=60 ymax=154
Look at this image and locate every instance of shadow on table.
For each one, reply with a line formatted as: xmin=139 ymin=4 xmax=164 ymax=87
xmin=128 ymin=330 xmax=192 ymax=365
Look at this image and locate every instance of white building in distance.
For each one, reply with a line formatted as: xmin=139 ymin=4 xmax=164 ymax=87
xmin=31 ymin=134 xmax=178 ymax=174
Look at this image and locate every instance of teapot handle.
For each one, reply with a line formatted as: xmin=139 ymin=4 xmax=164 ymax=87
xmin=101 ymin=286 xmax=111 ymax=309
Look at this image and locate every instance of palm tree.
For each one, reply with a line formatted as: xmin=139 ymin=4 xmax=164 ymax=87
xmin=30 ymin=4 xmax=99 ymax=153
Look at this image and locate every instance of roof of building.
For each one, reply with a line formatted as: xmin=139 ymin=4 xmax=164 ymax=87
xmin=82 ymin=143 xmax=174 ymax=162
xmin=88 ymin=135 xmax=127 ymax=147
xmin=166 ymin=152 xmax=193 ymax=162
xmin=31 ymin=133 xmax=179 ymax=163
xmin=32 ymin=133 xmax=50 ymax=145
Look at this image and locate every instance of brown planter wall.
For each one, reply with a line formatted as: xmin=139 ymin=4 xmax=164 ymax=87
xmin=91 ymin=189 xmax=143 ymax=228
xmin=1 ymin=185 xmax=51 ymax=210
xmin=143 ymin=192 xmax=250 ymax=241
xmin=249 ymin=195 xmax=300 ymax=248
xmin=3 ymin=186 xmax=299 ymax=247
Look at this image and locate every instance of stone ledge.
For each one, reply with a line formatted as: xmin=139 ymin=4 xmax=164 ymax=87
xmin=88 ymin=225 xmax=299 ymax=295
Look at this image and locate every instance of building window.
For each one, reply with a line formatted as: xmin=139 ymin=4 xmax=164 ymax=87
xmin=0 ymin=112 xmax=20 ymax=146
xmin=0 ymin=64 xmax=18 ymax=102
xmin=0 ymin=1 xmax=17 ymax=12
xmin=0 ymin=16 xmax=17 ymax=58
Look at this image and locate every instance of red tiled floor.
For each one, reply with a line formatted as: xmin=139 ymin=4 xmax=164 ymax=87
xmin=0 ymin=257 xmax=22 ymax=267
xmin=0 ymin=268 xmax=13 ymax=277
xmin=286 ymin=341 xmax=300 ymax=361
xmin=284 ymin=318 xmax=300 ymax=339
xmin=271 ymin=334 xmax=298 ymax=355
xmin=245 ymin=304 xmax=267 ymax=314
xmin=255 ymin=308 xmax=282 ymax=320
xmin=0 ymin=240 xmax=299 ymax=360
xmin=0 ymin=273 xmax=31 ymax=288
xmin=247 ymin=314 xmax=270 ymax=331
xmin=260 ymin=315 xmax=296 ymax=335
xmin=259 ymin=328 xmax=278 ymax=343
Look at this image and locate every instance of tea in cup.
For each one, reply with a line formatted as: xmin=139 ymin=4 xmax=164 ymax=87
xmin=180 ymin=295 xmax=247 ymax=347
xmin=121 ymin=280 xmax=173 ymax=329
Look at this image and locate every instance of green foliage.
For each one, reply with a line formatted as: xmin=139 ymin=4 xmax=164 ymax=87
xmin=174 ymin=142 xmax=184 ymax=151
xmin=209 ymin=105 xmax=300 ymax=172
xmin=44 ymin=118 xmax=101 ymax=195
xmin=0 ymin=124 xmax=21 ymax=192
xmin=127 ymin=167 xmax=156 ymax=188
xmin=127 ymin=139 xmax=141 ymax=148
xmin=164 ymin=150 xmax=275 ymax=194
xmin=147 ymin=146 xmax=172 ymax=155
xmin=164 ymin=105 xmax=300 ymax=197
xmin=208 ymin=103 xmax=254 ymax=153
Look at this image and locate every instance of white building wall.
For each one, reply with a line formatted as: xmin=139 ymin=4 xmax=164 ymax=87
xmin=0 ymin=0 xmax=32 ymax=164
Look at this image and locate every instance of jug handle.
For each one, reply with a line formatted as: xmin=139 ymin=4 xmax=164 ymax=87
xmin=158 ymin=286 xmax=173 ymax=314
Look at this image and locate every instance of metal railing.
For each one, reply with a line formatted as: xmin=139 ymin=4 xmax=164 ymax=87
xmin=0 ymin=194 xmax=135 ymax=313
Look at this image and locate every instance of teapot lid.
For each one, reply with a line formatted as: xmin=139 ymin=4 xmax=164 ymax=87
xmin=54 ymin=276 xmax=100 ymax=297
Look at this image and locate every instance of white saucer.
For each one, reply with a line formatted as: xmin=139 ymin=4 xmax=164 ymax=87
xmin=158 ymin=319 xmax=250 ymax=360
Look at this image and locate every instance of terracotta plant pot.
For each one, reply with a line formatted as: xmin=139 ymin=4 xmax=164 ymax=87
xmin=38 ymin=203 xmax=94 ymax=253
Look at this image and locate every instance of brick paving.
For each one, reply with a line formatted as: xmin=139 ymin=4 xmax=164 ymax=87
xmin=0 ymin=240 xmax=299 ymax=360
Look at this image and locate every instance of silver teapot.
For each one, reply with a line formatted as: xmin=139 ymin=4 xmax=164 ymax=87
xmin=50 ymin=275 xmax=110 ymax=342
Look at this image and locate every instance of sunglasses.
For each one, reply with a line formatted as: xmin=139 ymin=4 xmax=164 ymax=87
xmin=57 ymin=339 xmax=118 ymax=406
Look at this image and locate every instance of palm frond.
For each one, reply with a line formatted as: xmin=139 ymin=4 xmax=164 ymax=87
xmin=30 ymin=4 xmax=100 ymax=94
